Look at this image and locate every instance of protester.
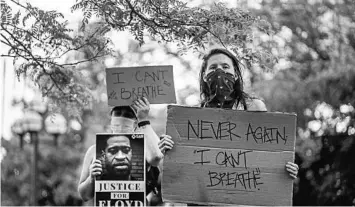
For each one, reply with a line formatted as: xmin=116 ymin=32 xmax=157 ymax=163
xmin=199 ymin=48 xmax=298 ymax=178
xmin=78 ymin=97 xmax=165 ymax=205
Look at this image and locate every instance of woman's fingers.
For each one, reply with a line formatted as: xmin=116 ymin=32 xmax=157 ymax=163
xmin=289 ymin=173 xmax=297 ymax=180
xmin=286 ymin=163 xmax=298 ymax=171
xmin=158 ymin=136 xmax=174 ymax=153
xmin=160 ymin=134 xmax=172 ymax=140
xmin=160 ymin=137 xmax=174 ymax=145
xmin=160 ymin=141 xmax=174 ymax=148
xmin=158 ymin=140 xmax=173 ymax=148
xmin=158 ymin=141 xmax=174 ymax=150
xmin=160 ymin=145 xmax=173 ymax=153
xmin=287 ymin=162 xmax=299 ymax=170
xmin=286 ymin=165 xmax=298 ymax=175
xmin=160 ymin=134 xmax=174 ymax=144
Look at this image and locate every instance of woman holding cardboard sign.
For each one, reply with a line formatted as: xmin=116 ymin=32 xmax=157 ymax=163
xmin=198 ymin=48 xmax=298 ymax=178
xmin=155 ymin=48 xmax=298 ymax=207
xmin=159 ymin=48 xmax=298 ymax=179
xmin=158 ymin=48 xmax=298 ymax=181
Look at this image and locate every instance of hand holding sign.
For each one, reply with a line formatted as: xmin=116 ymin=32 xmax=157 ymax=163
xmin=106 ymin=65 xmax=176 ymax=106
xmin=90 ymin=158 xmax=103 ymax=179
xmin=158 ymin=134 xmax=174 ymax=154
xmin=285 ymin=162 xmax=299 ymax=179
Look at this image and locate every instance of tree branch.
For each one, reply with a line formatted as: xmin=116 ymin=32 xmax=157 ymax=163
xmin=124 ymin=0 xmax=169 ymax=29
xmin=1 ymin=34 xmax=32 ymax=60
xmin=60 ymin=44 xmax=108 ymax=66
xmin=1 ymin=24 xmax=66 ymax=94
xmin=9 ymin=0 xmax=27 ymax=10
xmin=2 ymin=23 xmax=44 ymax=43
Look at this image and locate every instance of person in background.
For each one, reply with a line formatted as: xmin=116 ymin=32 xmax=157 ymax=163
xmin=78 ymin=97 xmax=167 ymax=205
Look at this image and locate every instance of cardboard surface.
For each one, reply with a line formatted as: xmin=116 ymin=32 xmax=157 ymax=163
xmin=106 ymin=65 xmax=176 ymax=106
xmin=163 ymin=105 xmax=297 ymax=206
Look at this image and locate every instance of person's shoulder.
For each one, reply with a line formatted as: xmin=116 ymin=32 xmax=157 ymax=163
xmin=84 ymin=144 xmax=96 ymax=159
xmin=86 ymin=144 xmax=96 ymax=153
xmin=246 ymin=97 xmax=267 ymax=112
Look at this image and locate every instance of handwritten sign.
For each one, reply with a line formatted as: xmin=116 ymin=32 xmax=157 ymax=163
xmin=163 ymin=105 xmax=296 ymax=206
xmin=106 ymin=65 xmax=176 ymax=106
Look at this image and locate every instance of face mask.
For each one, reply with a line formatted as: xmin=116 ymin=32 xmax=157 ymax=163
xmin=110 ymin=117 xmax=136 ymax=133
xmin=204 ymin=69 xmax=236 ymax=108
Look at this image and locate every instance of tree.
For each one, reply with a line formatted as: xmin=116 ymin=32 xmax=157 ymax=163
xmin=1 ymin=0 xmax=275 ymax=117
xmin=1 ymin=0 xmax=113 ymax=118
xmin=245 ymin=0 xmax=355 ymax=205
xmin=1 ymin=107 xmax=86 ymax=206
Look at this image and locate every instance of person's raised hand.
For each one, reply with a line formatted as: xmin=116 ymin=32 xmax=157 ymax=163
xmin=158 ymin=134 xmax=174 ymax=154
xmin=131 ymin=97 xmax=150 ymax=122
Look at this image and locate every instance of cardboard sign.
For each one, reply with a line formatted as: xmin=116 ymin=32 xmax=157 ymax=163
xmin=95 ymin=133 xmax=146 ymax=207
xmin=163 ymin=105 xmax=297 ymax=206
xmin=106 ymin=65 xmax=176 ymax=106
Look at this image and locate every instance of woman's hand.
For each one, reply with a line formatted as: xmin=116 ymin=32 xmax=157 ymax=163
xmin=285 ymin=162 xmax=299 ymax=179
xmin=158 ymin=134 xmax=174 ymax=154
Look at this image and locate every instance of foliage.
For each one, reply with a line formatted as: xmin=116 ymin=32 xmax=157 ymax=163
xmin=253 ymin=0 xmax=355 ymax=77
xmin=1 ymin=0 xmax=276 ymax=117
xmin=1 ymin=0 xmax=113 ymax=117
xmin=1 ymin=130 xmax=85 ymax=206
xmin=248 ymin=0 xmax=355 ymax=205
xmin=1 ymin=138 xmax=32 ymax=206
xmin=293 ymin=102 xmax=355 ymax=205
xmin=72 ymin=0 xmax=273 ymax=59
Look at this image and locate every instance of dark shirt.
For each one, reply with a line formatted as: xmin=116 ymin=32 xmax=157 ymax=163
xmin=146 ymin=165 xmax=163 ymax=206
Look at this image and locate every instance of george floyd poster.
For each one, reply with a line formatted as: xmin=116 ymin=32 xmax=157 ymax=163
xmin=95 ymin=133 xmax=146 ymax=207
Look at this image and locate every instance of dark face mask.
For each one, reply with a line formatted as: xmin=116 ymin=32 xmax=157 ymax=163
xmin=204 ymin=69 xmax=236 ymax=108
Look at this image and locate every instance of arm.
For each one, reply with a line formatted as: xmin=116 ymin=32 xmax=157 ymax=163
xmin=131 ymin=97 xmax=164 ymax=167
xmin=136 ymin=124 xmax=164 ymax=166
xmin=78 ymin=145 xmax=102 ymax=201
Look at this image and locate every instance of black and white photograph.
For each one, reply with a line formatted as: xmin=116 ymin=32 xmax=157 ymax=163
xmin=95 ymin=133 xmax=145 ymax=207
xmin=1 ymin=0 xmax=355 ymax=206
